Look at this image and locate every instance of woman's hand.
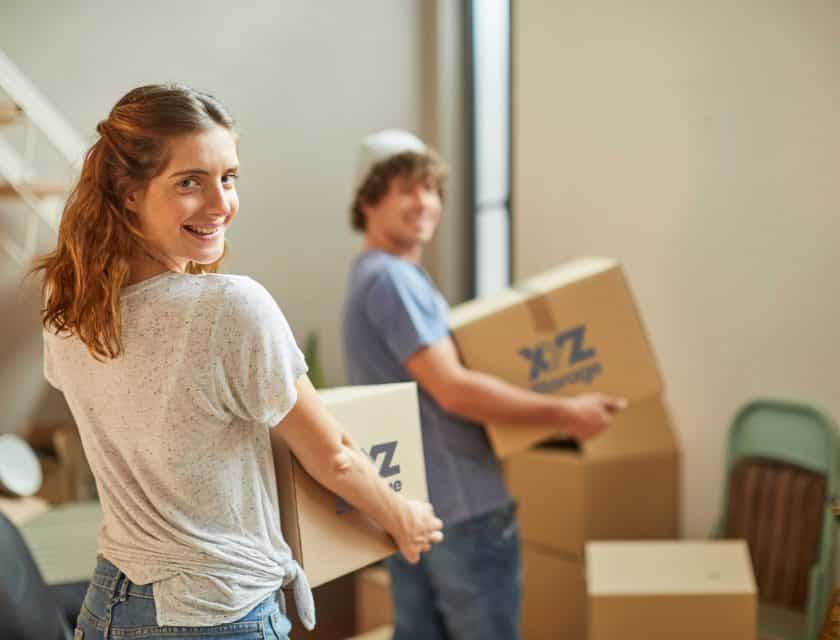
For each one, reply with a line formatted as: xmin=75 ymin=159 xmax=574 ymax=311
xmin=392 ymin=499 xmax=444 ymax=563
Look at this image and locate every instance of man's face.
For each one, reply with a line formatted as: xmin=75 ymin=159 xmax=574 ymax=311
xmin=364 ymin=174 xmax=442 ymax=250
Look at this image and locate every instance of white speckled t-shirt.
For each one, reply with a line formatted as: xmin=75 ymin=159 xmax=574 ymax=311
xmin=42 ymin=271 xmax=313 ymax=627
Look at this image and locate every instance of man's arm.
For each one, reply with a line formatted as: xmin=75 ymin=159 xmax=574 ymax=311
xmin=271 ymin=375 xmax=443 ymax=562
xmin=405 ymin=337 xmax=626 ymax=440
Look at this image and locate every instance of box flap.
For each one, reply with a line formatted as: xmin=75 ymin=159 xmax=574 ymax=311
xmin=583 ymin=395 xmax=678 ymax=460
xmin=318 ymin=382 xmax=415 ymax=404
xmin=586 ymin=540 xmax=757 ymax=596
xmin=449 ymin=287 xmax=528 ymax=329
xmin=515 ymin=257 xmax=618 ymax=295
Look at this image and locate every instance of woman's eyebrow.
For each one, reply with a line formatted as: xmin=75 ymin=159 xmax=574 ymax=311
xmin=168 ymin=166 xmax=239 ymax=178
xmin=169 ymin=168 xmax=208 ymax=178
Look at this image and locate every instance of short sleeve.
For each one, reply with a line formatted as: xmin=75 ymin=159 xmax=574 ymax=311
xmin=43 ymin=331 xmax=62 ymax=390
xmin=214 ymin=278 xmax=308 ymax=426
xmin=364 ymin=265 xmax=449 ymax=364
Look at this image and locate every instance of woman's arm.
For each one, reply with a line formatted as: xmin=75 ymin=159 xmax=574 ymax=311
xmin=270 ymin=375 xmax=443 ymax=562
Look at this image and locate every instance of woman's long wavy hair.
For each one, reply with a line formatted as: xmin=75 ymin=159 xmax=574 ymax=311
xmin=32 ymin=84 xmax=236 ymax=360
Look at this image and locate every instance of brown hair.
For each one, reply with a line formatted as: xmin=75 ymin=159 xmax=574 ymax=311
xmin=351 ymin=150 xmax=448 ymax=232
xmin=32 ymin=83 xmax=236 ymax=360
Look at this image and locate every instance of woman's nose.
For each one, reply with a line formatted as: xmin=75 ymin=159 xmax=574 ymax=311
xmin=206 ymin=182 xmax=232 ymax=215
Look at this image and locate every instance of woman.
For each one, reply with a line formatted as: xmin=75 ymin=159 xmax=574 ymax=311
xmin=33 ymin=84 xmax=442 ymax=639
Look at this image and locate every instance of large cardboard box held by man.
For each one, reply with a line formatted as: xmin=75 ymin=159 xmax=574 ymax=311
xmin=586 ymin=540 xmax=757 ymax=639
xmin=504 ymin=396 xmax=680 ymax=556
xmin=272 ymin=383 xmax=427 ymax=587
xmin=450 ymin=257 xmax=662 ymax=458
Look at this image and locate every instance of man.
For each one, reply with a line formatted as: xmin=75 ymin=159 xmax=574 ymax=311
xmin=341 ymin=129 xmax=626 ymax=640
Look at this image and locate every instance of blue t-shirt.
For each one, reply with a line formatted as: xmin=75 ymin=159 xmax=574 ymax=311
xmin=342 ymin=250 xmax=510 ymax=526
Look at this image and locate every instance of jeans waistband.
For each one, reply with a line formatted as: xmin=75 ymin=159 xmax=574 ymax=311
xmin=91 ymin=556 xmax=280 ymax=621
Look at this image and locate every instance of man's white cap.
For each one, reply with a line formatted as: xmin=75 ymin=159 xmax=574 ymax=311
xmin=355 ymin=129 xmax=427 ymax=192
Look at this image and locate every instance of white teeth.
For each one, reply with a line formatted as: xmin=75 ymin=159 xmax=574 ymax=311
xmin=185 ymin=225 xmax=220 ymax=236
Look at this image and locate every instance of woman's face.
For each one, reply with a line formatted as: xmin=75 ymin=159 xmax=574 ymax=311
xmin=128 ymin=125 xmax=239 ymax=270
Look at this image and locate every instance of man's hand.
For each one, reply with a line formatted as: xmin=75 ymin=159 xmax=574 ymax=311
xmin=559 ymin=393 xmax=628 ymax=441
xmin=392 ymin=499 xmax=444 ymax=564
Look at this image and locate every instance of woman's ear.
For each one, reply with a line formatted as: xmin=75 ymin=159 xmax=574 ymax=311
xmin=124 ymin=188 xmax=143 ymax=214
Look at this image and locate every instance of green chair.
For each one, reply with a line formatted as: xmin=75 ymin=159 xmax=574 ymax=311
xmin=713 ymin=399 xmax=840 ymax=640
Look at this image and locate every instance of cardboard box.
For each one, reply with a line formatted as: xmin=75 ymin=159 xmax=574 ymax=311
xmin=504 ymin=396 xmax=680 ymax=556
xmin=586 ymin=540 xmax=757 ymax=640
xmin=450 ymin=258 xmax=663 ymax=458
xmin=347 ymin=627 xmax=394 ymax=640
xmin=521 ymin=544 xmax=586 ymax=640
xmin=24 ymin=423 xmax=97 ymax=505
xmin=273 ymin=383 xmax=428 ymax=587
xmin=356 ymin=566 xmax=394 ymax=634
xmin=287 ymin=573 xmax=356 ymax=640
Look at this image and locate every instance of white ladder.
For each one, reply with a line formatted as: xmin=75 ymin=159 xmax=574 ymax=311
xmin=0 ymin=48 xmax=87 ymax=264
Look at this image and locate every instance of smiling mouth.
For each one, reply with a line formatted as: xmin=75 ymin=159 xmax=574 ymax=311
xmin=183 ymin=224 xmax=223 ymax=238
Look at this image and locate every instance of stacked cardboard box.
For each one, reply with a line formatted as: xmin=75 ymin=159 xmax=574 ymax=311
xmin=355 ymin=565 xmax=394 ymax=635
xmin=347 ymin=627 xmax=394 ymax=640
xmin=520 ymin=544 xmax=587 ymax=639
xmin=450 ymin=258 xmax=681 ymax=639
xmin=287 ymin=573 xmax=356 ymax=640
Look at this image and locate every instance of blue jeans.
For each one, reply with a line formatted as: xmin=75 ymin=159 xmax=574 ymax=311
xmin=74 ymin=557 xmax=291 ymax=639
xmin=386 ymin=502 xmax=522 ymax=640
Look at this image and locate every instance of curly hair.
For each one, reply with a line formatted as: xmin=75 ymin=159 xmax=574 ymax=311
xmin=351 ymin=150 xmax=448 ymax=232
xmin=31 ymin=84 xmax=236 ymax=360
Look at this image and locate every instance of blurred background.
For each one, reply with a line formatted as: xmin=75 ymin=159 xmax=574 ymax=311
xmin=2 ymin=0 xmax=839 ymax=563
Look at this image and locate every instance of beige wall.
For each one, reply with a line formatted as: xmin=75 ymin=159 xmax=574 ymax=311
xmin=514 ymin=0 xmax=840 ymax=539
xmin=0 ymin=1 xmax=469 ymax=432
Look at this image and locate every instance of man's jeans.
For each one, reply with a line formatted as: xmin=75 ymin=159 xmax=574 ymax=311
xmin=74 ymin=557 xmax=291 ymax=639
xmin=386 ymin=502 xmax=522 ymax=640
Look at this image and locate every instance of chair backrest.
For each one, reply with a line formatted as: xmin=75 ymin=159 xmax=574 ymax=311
xmin=726 ymin=400 xmax=839 ymax=480
xmin=724 ymin=457 xmax=825 ymax=609
xmin=719 ymin=399 xmax=840 ymax=637
xmin=0 ymin=510 xmax=71 ymax=640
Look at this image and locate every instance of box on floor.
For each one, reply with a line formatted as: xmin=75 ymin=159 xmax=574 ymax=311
xmin=586 ymin=540 xmax=757 ymax=640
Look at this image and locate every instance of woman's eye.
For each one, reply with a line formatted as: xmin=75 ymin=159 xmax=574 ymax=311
xmin=222 ymin=173 xmax=239 ymax=185
xmin=178 ymin=178 xmax=197 ymax=189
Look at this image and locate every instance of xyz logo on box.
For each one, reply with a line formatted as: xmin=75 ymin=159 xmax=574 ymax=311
xmin=336 ymin=441 xmax=402 ymax=515
xmin=518 ymin=324 xmax=602 ymax=393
